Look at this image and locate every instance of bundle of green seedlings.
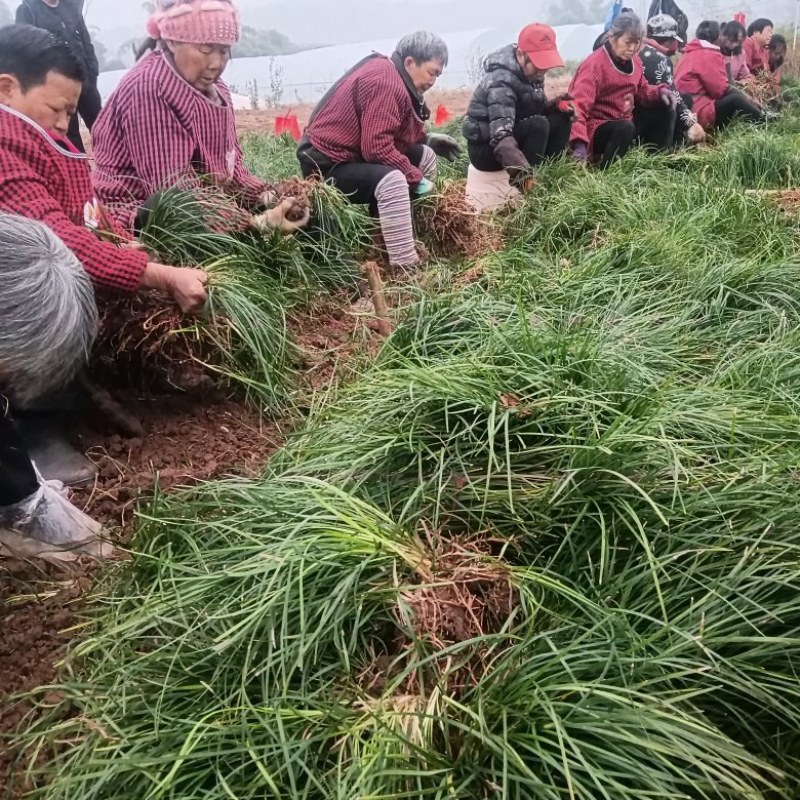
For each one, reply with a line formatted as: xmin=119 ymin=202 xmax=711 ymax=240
xmin=21 ymin=283 xmax=800 ymax=799
xmin=17 ymin=112 xmax=800 ymax=799
xmin=668 ymin=115 xmax=800 ymax=189
xmin=93 ymin=182 xmax=372 ymax=405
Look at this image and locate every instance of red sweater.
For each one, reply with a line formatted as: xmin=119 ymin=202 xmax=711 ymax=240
xmin=568 ymin=45 xmax=664 ymax=149
xmin=743 ymin=37 xmax=769 ymax=75
xmin=307 ymin=55 xmax=427 ymax=185
xmin=674 ymin=40 xmax=729 ymax=129
xmin=93 ymin=51 xmax=267 ymax=230
xmin=0 ymin=104 xmax=148 ymax=292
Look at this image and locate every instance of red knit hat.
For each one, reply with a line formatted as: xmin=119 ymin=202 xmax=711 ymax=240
xmin=146 ymin=0 xmax=241 ymax=46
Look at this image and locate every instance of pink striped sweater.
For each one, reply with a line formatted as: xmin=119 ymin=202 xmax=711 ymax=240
xmin=92 ymin=51 xmax=268 ymax=230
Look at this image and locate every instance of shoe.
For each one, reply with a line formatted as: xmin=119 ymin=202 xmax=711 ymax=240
xmin=17 ymin=414 xmax=97 ymax=487
xmin=27 ymin=436 xmax=97 ymax=487
xmin=0 ymin=483 xmax=113 ymax=564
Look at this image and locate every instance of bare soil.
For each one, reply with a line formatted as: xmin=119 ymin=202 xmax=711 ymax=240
xmin=0 ymin=393 xmax=284 ymax=798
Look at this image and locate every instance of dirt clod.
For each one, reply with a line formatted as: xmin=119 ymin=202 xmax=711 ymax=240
xmin=273 ymin=177 xmax=315 ymax=221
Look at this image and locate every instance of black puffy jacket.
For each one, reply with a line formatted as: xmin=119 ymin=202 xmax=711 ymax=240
xmin=462 ymin=45 xmax=547 ymax=147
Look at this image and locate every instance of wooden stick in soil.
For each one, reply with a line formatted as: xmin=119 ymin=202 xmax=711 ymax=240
xmin=363 ymin=261 xmax=392 ymax=337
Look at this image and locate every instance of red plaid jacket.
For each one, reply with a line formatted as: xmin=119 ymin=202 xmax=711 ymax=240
xmin=92 ymin=51 xmax=268 ymax=230
xmin=307 ymin=55 xmax=427 ymax=185
xmin=0 ymin=105 xmax=148 ymax=292
xmin=569 ymin=44 xmax=665 ymax=150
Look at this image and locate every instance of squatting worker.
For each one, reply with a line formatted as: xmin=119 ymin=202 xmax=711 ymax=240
xmin=0 ymin=213 xmax=107 ymax=563
xmin=720 ymin=21 xmax=752 ymax=84
xmin=463 ymin=23 xmax=575 ymax=209
xmin=638 ymin=14 xmax=705 ymax=145
xmin=0 ymin=24 xmax=209 ymax=314
xmin=92 ymin=0 xmax=308 ymax=236
xmin=744 ymin=18 xmax=773 ymax=75
xmin=297 ymin=31 xmax=462 ymax=273
xmin=568 ymin=12 xmax=677 ymax=168
xmin=675 ymin=21 xmax=765 ymax=131
xmin=15 ymin=0 xmax=101 ymax=153
xmin=769 ymin=34 xmax=787 ymax=86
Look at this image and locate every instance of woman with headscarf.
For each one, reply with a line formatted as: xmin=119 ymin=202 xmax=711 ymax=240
xmin=92 ymin=0 xmax=307 ymax=235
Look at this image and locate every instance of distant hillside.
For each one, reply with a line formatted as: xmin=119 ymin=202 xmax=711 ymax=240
xmin=90 ymin=24 xmax=305 ymax=72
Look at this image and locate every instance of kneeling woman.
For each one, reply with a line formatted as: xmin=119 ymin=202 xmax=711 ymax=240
xmin=675 ymin=21 xmax=766 ymax=131
xmin=569 ymin=12 xmax=676 ymax=167
xmin=298 ymin=31 xmax=461 ymax=272
xmin=92 ymin=0 xmax=305 ymax=234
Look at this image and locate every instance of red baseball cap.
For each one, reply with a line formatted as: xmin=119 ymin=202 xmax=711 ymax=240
xmin=518 ymin=23 xmax=565 ymax=71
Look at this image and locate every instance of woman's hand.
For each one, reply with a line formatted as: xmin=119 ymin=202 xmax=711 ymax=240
xmin=251 ymin=198 xmax=311 ymax=234
xmin=571 ymin=142 xmax=589 ymax=163
xmin=142 ymin=262 xmax=209 ymax=314
xmin=685 ymin=122 xmax=706 ymax=144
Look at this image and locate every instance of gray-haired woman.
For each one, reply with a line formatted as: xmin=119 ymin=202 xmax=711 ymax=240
xmin=570 ymin=12 xmax=676 ymax=167
xmin=298 ymin=31 xmax=462 ymax=272
xmin=0 ymin=213 xmax=107 ymax=562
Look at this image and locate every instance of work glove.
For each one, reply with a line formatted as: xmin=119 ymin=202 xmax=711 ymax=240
xmin=427 ymin=133 xmax=463 ymax=161
xmin=548 ymin=93 xmax=578 ymax=120
xmin=660 ymin=87 xmax=678 ymax=110
xmin=571 ymin=142 xmax=589 ymax=163
xmin=0 ymin=480 xmax=111 ymax=561
xmin=685 ymin=121 xmax=706 ymax=144
xmin=251 ymin=198 xmax=312 ymax=235
xmin=507 ymin=166 xmax=536 ymax=193
xmin=492 ymin=136 xmax=530 ymax=171
xmin=557 ymin=99 xmax=578 ymax=119
xmin=413 ymin=177 xmax=436 ymax=197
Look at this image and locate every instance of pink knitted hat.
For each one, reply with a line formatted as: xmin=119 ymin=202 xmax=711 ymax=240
xmin=146 ymin=0 xmax=241 ymax=46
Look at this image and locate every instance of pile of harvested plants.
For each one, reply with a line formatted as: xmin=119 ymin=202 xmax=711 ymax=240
xmin=16 ymin=112 xmax=800 ymax=800
xmin=415 ymin=180 xmax=504 ymax=259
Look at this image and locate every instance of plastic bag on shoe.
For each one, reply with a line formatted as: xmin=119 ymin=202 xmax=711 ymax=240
xmin=0 ymin=482 xmax=113 ymax=562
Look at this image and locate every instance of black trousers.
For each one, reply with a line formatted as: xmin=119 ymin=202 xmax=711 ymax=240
xmin=715 ymin=90 xmax=764 ymax=128
xmin=634 ymin=104 xmax=678 ymax=151
xmin=592 ymin=120 xmax=637 ymax=167
xmin=636 ymin=97 xmax=692 ymax=148
xmin=467 ymin=112 xmax=572 ymax=172
xmin=298 ymin=142 xmax=426 ymax=207
xmin=0 ymin=400 xmax=37 ymax=507
xmin=67 ymin=80 xmax=103 ymax=154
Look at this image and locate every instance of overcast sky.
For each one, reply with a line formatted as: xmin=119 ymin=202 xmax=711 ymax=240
xmin=83 ymin=0 xmax=796 ymax=50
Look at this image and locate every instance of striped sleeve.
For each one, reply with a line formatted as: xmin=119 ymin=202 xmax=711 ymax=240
xmin=568 ymin=60 xmax=598 ymax=145
xmin=0 ymin=150 xmax=147 ymax=292
xmin=121 ymin=83 xmax=199 ymax=195
xmin=230 ymin=137 xmax=270 ymax=207
xmin=356 ymin=74 xmax=423 ymax=185
xmin=636 ymin=71 xmax=666 ymax=106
